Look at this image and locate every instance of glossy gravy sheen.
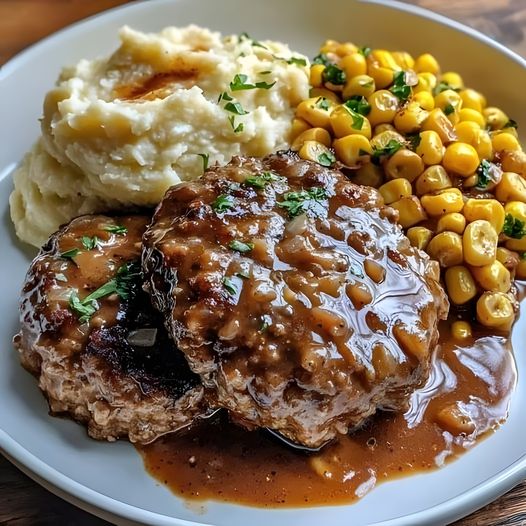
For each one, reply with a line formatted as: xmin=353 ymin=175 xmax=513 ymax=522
xmin=138 ymin=318 xmax=517 ymax=507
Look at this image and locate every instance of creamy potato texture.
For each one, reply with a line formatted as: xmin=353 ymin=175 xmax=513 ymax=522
xmin=10 ymin=25 xmax=309 ymax=246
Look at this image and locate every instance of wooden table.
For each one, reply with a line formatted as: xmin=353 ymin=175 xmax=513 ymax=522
xmin=1 ymin=1 xmax=525 ymax=524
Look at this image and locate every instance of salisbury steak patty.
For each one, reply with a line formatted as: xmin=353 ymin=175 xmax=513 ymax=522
xmin=15 ymin=214 xmax=205 ymax=443
xmin=143 ymin=152 xmax=449 ymax=448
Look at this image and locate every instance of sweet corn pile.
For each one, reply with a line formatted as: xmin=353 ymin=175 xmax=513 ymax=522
xmin=292 ymin=40 xmax=526 ymax=332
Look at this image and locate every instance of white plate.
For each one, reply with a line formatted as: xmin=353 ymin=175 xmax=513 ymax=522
xmin=1 ymin=1 xmax=526 ymax=525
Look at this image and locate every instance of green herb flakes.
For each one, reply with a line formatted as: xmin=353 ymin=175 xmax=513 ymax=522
xmin=371 ymin=139 xmax=404 ymax=164
xmin=229 ymin=240 xmax=255 ymax=253
xmin=239 ymin=32 xmax=267 ymax=49
xmin=503 ymin=214 xmax=526 ymax=239
xmin=312 ymin=53 xmax=331 ymax=66
xmin=104 ymin=225 xmax=127 ymax=235
xmin=322 ymin=64 xmax=346 ymax=86
xmin=244 ymin=171 xmax=280 ymax=189
xmin=318 ymin=151 xmax=336 ymax=167
xmin=81 ymin=236 xmax=99 ymax=251
xmin=476 ymin=159 xmax=492 ymax=190
xmin=230 ymin=73 xmax=276 ymax=91
xmin=198 ymin=153 xmax=209 ymax=171
xmin=315 ymin=97 xmax=330 ymax=111
xmin=278 ymin=187 xmax=328 ymax=218
xmin=212 ymin=194 xmax=235 ymax=213
xmin=343 ymin=106 xmax=364 ymax=130
xmin=344 ymin=96 xmax=371 ymax=116
xmin=228 ymin=116 xmax=244 ymax=133
xmin=358 ymin=46 xmax=372 ymax=57
xmin=504 ymin=119 xmax=518 ymax=129
xmin=222 ymin=276 xmax=238 ymax=295
xmin=224 ymin=101 xmax=248 ymax=115
xmin=60 ymin=248 xmax=80 ymax=260
xmin=217 ymin=91 xmax=233 ymax=103
xmin=390 ymin=71 xmax=411 ymax=101
xmin=444 ymin=104 xmax=455 ymax=116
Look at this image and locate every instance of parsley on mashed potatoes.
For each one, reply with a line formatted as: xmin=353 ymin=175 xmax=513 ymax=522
xmin=10 ymin=25 xmax=309 ymax=246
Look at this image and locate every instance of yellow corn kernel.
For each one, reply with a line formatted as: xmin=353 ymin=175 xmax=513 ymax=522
xmin=298 ymin=141 xmax=334 ymax=164
xmin=373 ymin=123 xmax=397 ymax=135
xmin=460 ymin=88 xmax=486 ymax=112
xmin=483 ymin=107 xmax=509 ymax=130
xmin=476 ymin=292 xmax=515 ymax=328
xmin=503 ymin=201 xmax=526 ymax=251
xmin=415 ymin=165 xmax=452 ymax=196
xmin=471 ymin=260 xmax=511 ymax=293
xmin=463 ymin=220 xmax=498 ymax=266
xmin=454 ymin=123 xmax=493 ymax=162
xmin=292 ymin=127 xmax=332 ymax=149
xmin=390 ymin=195 xmax=427 ymax=228
xmin=290 ymin=118 xmax=311 ymax=141
xmin=495 ymin=172 xmax=526 ymax=203
xmin=370 ymin=129 xmax=406 ymax=151
xmin=367 ymin=90 xmax=399 ymax=126
xmin=444 ymin=265 xmax=477 ymax=304
xmin=296 ymin=97 xmax=335 ymax=129
xmin=333 ymin=134 xmax=372 ymax=167
xmin=437 ymin=212 xmax=466 ymax=234
xmin=451 ymin=320 xmax=472 ymax=340
xmin=421 ymin=188 xmax=464 ymax=216
xmin=372 ymin=50 xmax=399 ymax=70
xmin=391 ymin=51 xmax=415 ymax=70
xmin=335 ymin=42 xmax=358 ymax=57
xmin=434 ymin=89 xmax=462 ymax=123
xmin=413 ymin=72 xmax=437 ymax=94
xmin=516 ymin=258 xmax=526 ymax=279
xmin=413 ymin=91 xmax=435 ymax=111
xmin=500 ymin=126 xmax=519 ymax=138
xmin=385 ymin=149 xmax=425 ymax=182
xmin=442 ymin=142 xmax=480 ymax=177
xmin=463 ymin=174 xmax=478 ymax=188
xmin=492 ymin=132 xmax=521 ymax=152
xmin=463 ymin=199 xmax=505 ymax=233
xmin=422 ymin=108 xmax=457 ymax=144
xmin=415 ymin=53 xmax=440 ymax=74
xmin=416 ymin=130 xmax=444 ymax=165
xmin=320 ymin=40 xmax=339 ymax=54
xmin=440 ymin=72 xmax=464 ymax=90
xmin=501 ymin=150 xmax=526 ymax=177
xmin=330 ymin=105 xmax=372 ymax=139
xmin=340 ymin=52 xmax=367 ymax=78
xmin=393 ymin=102 xmax=429 ymax=134
xmin=496 ymin=247 xmax=520 ymax=271
xmin=310 ymin=64 xmax=325 ymax=88
xmin=367 ymin=63 xmax=394 ymax=89
xmin=353 ymin=162 xmax=384 ymax=188
xmin=427 ymin=232 xmax=464 ymax=267
xmin=379 ymin=178 xmax=413 ymax=204
xmin=407 ymin=226 xmax=433 ymax=250
xmin=458 ymin=108 xmax=486 ymax=128
xmin=309 ymin=87 xmax=341 ymax=104
xmin=342 ymin=74 xmax=376 ymax=99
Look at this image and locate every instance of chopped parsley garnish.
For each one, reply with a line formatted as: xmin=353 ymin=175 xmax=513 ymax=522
xmin=343 ymin=106 xmax=365 ymax=130
xmin=222 ymin=276 xmax=238 ymax=295
xmin=81 ymin=235 xmax=99 ymax=251
xmin=322 ymin=64 xmax=346 ymax=85
xmin=278 ymin=187 xmax=328 ymax=218
xmin=212 ymin=194 xmax=235 ymax=212
xmin=287 ymin=56 xmax=307 ymax=67
xmin=358 ymin=46 xmax=372 ymax=57
xmin=312 ymin=53 xmax=331 ymax=66
xmin=224 ymin=101 xmax=248 ymax=115
xmin=244 ymin=171 xmax=280 ymax=189
xmin=370 ymin=139 xmax=404 ymax=164
xmin=344 ymin=96 xmax=371 ymax=116
xmin=315 ymin=97 xmax=330 ymax=111
xmin=503 ymin=214 xmax=526 ymax=239
xmin=198 ymin=153 xmax=209 ymax=171
xmin=390 ymin=70 xmax=411 ymax=101
xmin=217 ymin=91 xmax=233 ymax=103
xmin=68 ymin=261 xmax=140 ymax=323
xmin=230 ymin=73 xmax=275 ymax=91
xmin=239 ymin=32 xmax=267 ymax=49
xmin=318 ymin=150 xmax=336 ymax=167
xmin=228 ymin=115 xmax=244 ymax=133
xmin=236 ymin=270 xmax=250 ymax=279
xmin=504 ymin=119 xmax=518 ymax=129
xmin=476 ymin=159 xmax=492 ymax=189
xmin=229 ymin=240 xmax=254 ymax=253
xmin=104 ymin=225 xmax=127 ymax=235
xmin=444 ymin=103 xmax=455 ymax=116
xmin=60 ymin=248 xmax=80 ymax=260
xmin=407 ymin=133 xmax=422 ymax=151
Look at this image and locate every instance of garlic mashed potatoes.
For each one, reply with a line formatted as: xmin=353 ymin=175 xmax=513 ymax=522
xmin=10 ymin=25 xmax=309 ymax=246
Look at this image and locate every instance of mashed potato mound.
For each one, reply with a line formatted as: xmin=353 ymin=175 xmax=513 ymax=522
xmin=11 ymin=25 xmax=309 ymax=246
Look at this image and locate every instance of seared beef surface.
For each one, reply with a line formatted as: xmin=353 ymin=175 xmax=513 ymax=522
xmin=143 ymin=152 xmax=449 ymax=448
xmin=15 ymin=214 xmax=205 ymax=443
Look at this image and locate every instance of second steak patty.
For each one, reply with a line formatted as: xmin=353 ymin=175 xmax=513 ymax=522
xmin=143 ymin=152 xmax=449 ymax=448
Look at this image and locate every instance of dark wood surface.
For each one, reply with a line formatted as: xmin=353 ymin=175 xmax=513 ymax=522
xmin=1 ymin=0 xmax=525 ymax=524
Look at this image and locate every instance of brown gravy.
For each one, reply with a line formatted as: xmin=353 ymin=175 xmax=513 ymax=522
xmin=137 ymin=318 xmax=517 ymax=507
